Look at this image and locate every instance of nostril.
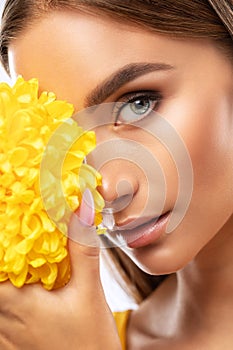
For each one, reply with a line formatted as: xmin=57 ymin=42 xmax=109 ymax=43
xmin=100 ymin=178 xmax=135 ymax=231
xmin=103 ymin=194 xmax=133 ymax=214
xmin=101 ymin=192 xmax=134 ymax=231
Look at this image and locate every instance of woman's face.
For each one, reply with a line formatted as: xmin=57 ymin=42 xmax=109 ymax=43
xmin=9 ymin=11 xmax=233 ymax=274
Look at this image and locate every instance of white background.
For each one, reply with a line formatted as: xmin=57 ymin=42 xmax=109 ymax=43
xmin=0 ymin=0 xmax=137 ymax=311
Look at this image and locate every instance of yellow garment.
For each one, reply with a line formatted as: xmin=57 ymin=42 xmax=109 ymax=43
xmin=113 ymin=310 xmax=132 ymax=350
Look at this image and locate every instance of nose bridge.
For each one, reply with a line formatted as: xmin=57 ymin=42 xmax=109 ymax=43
xmin=87 ymin=134 xmax=141 ymax=202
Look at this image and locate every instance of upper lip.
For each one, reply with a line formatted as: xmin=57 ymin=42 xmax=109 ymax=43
xmin=112 ymin=212 xmax=167 ymax=232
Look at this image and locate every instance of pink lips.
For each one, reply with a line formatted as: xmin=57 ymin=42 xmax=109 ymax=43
xmin=115 ymin=212 xmax=171 ymax=249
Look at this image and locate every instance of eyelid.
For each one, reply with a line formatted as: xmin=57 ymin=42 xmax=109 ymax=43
xmin=112 ymin=90 xmax=162 ymax=124
xmin=117 ymin=90 xmax=162 ymax=103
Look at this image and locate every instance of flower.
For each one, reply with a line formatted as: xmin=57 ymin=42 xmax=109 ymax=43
xmin=0 ymin=77 xmax=105 ymax=290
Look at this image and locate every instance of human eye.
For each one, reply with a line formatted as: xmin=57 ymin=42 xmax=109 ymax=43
xmin=112 ymin=91 xmax=162 ymax=126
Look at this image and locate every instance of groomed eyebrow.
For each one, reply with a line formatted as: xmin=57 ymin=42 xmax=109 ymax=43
xmin=84 ymin=62 xmax=174 ymax=108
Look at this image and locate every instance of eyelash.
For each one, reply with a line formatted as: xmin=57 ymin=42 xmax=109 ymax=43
xmin=113 ymin=90 xmax=162 ymax=125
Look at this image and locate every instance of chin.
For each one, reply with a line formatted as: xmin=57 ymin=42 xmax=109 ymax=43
xmin=124 ymin=239 xmax=198 ymax=276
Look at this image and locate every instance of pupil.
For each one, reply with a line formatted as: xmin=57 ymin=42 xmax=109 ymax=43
xmin=131 ymin=99 xmax=150 ymax=115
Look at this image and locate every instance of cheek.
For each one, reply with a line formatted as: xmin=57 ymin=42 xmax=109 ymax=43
xmin=177 ymin=92 xmax=233 ymax=224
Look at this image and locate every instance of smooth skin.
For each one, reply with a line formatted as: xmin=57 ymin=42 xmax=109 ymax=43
xmin=5 ymin=10 xmax=233 ymax=349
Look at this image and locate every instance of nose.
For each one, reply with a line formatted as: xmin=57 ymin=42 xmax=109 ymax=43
xmin=97 ymin=159 xmax=139 ymax=215
xmin=86 ymin=127 xmax=142 ymax=218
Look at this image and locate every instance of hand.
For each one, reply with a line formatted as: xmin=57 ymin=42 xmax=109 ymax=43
xmin=0 ymin=190 xmax=121 ymax=350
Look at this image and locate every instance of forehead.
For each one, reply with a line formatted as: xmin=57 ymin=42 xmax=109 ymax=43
xmin=8 ymin=11 xmax=222 ymax=108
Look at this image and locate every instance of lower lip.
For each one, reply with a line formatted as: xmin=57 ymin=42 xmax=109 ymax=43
xmin=123 ymin=212 xmax=170 ymax=249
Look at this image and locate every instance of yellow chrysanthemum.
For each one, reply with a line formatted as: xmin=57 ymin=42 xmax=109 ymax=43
xmin=0 ymin=76 xmax=105 ymax=290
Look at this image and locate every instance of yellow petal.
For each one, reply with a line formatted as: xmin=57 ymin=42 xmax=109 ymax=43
xmin=41 ymin=263 xmax=58 ymax=286
xmin=9 ymin=264 xmax=28 ymax=288
xmin=62 ymin=152 xmax=85 ymax=172
xmin=0 ymin=272 xmax=8 ymax=282
xmin=15 ymin=239 xmax=34 ymax=254
xmin=29 ymin=258 xmax=47 ymax=268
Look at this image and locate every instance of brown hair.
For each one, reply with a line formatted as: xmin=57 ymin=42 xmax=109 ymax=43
xmin=1 ymin=0 xmax=232 ymax=302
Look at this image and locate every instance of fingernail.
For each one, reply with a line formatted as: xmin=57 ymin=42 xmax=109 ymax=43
xmin=79 ymin=189 xmax=95 ymax=227
xmin=69 ymin=189 xmax=98 ymax=247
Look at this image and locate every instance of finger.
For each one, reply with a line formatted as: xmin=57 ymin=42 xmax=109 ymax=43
xmin=67 ymin=189 xmax=101 ymax=287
